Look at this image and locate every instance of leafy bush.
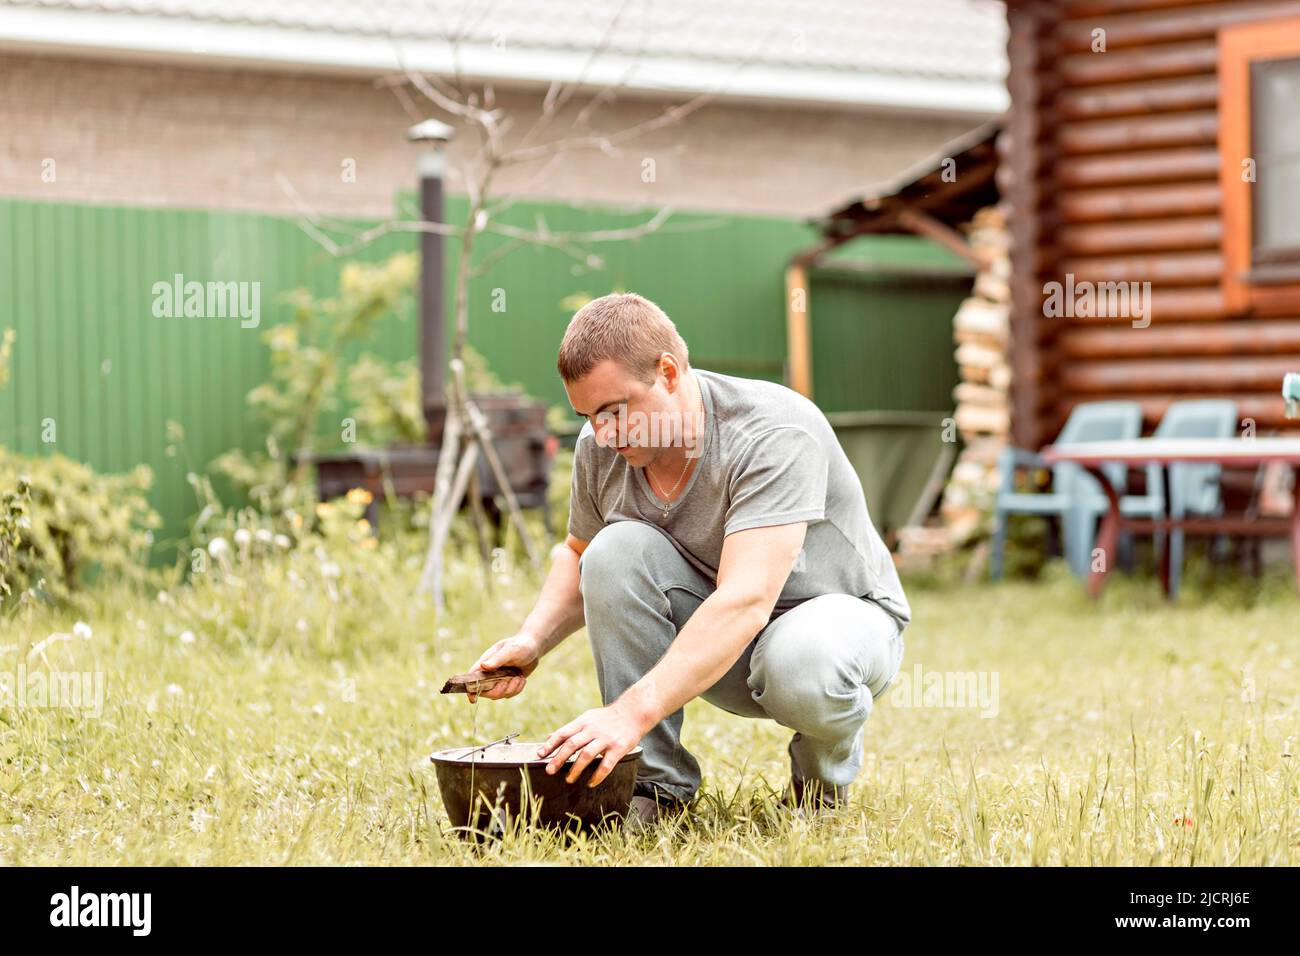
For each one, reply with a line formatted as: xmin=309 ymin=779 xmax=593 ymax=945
xmin=0 ymin=474 xmax=28 ymax=604
xmin=345 ymin=355 xmax=425 ymax=446
xmin=0 ymin=329 xmax=162 ymax=610
xmin=211 ymin=252 xmax=419 ymax=510
xmin=0 ymin=450 xmax=160 ymax=608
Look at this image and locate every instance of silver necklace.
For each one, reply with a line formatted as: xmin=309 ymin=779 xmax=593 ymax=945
xmin=645 ymin=384 xmax=704 ymax=519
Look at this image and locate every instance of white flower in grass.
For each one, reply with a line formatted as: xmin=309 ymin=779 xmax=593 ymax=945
xmin=73 ymin=621 xmax=92 ymax=640
xmin=207 ymin=537 xmax=230 ymax=558
xmin=179 ymin=630 xmax=196 ymax=645
xmin=321 ymin=561 xmax=341 ymax=579
xmin=166 ymin=683 xmax=183 ymax=696
xmin=273 ymin=534 xmax=291 ymax=549
xmin=255 ymin=528 xmax=272 ymax=544
xmin=296 ymin=618 xmax=308 ymax=633
xmin=157 ymin=591 xmax=171 ymax=604
xmin=234 ymin=528 xmax=252 ymax=547
xmin=312 ymin=702 xmax=326 ymax=716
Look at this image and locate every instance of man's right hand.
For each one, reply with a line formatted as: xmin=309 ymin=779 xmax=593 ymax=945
xmin=466 ymin=633 xmax=541 ymax=703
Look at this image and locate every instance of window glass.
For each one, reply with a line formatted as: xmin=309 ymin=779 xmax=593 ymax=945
xmin=1251 ymin=56 xmax=1300 ymax=258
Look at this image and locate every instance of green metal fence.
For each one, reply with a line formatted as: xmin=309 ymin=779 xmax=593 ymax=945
xmin=0 ymin=194 xmax=967 ymax=557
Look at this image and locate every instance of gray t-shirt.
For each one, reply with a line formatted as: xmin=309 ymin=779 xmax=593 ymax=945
xmin=567 ymin=368 xmax=911 ymax=631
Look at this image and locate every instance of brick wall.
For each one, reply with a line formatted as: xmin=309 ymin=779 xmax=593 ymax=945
xmin=1 ymin=52 xmax=979 ymax=218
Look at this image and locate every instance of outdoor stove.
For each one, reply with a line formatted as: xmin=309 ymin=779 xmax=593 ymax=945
xmin=306 ymin=119 xmax=555 ymax=537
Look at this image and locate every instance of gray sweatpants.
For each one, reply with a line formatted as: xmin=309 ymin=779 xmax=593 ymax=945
xmin=577 ymin=520 xmax=905 ymax=803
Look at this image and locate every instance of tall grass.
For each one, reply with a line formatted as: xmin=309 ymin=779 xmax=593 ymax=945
xmin=1 ymin=539 xmax=1296 ymax=865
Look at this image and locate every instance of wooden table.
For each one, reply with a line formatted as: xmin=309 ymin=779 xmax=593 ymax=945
xmin=1041 ymin=437 xmax=1300 ymax=597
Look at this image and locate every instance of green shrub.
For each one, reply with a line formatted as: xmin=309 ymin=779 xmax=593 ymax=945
xmin=0 ymin=450 xmax=161 ymax=608
xmin=0 ymin=474 xmax=29 ymax=603
xmin=211 ymin=252 xmax=419 ymax=510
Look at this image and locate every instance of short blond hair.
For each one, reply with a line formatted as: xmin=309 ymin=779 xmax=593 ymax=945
xmin=557 ymin=292 xmax=689 ymax=383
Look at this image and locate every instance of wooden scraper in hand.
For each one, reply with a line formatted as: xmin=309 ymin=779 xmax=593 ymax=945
xmin=439 ymin=666 xmax=525 ymax=695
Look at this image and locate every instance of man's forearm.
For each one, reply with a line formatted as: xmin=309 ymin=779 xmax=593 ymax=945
xmin=517 ymin=544 xmax=586 ymax=656
xmin=616 ymin=587 xmax=767 ymax=727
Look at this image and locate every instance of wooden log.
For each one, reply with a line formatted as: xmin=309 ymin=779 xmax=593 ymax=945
xmin=1055 ymin=147 xmax=1221 ymax=187
xmin=955 ymin=327 xmax=1009 ymax=350
xmin=1058 ymin=1 xmax=1300 ymax=52
xmin=1057 ymin=182 xmax=1220 ymax=223
xmin=1060 ymin=319 xmax=1300 ymax=358
xmin=955 ymin=404 xmax=1011 ymax=435
xmin=951 ymin=460 xmax=994 ymax=486
xmin=968 ymin=231 xmax=1012 ymax=254
xmin=955 ymin=341 xmax=1007 ymax=369
xmin=1056 ymin=76 xmax=1218 ymax=120
xmin=897 ymin=208 xmax=984 ymax=266
xmin=1058 ymin=40 xmax=1217 ymax=87
xmin=1061 ymin=355 xmax=1300 ymax=393
xmin=1056 ymin=250 xmax=1221 ymax=285
xmin=1003 ymin=2 xmax=1054 ymax=451
xmin=954 ymin=343 xmax=1009 ymax=366
xmin=1056 ymin=111 xmax=1217 ymax=156
xmin=945 ymin=509 xmax=985 ymax=543
xmin=954 ymin=382 xmax=1009 ymax=409
xmin=957 ymin=437 xmax=1006 ymax=467
xmin=1064 ymin=0 xmax=1235 ymax=16
xmin=990 ymin=364 xmax=1013 ymax=391
xmin=1236 ymin=285 xmax=1300 ymax=318
xmin=974 ymin=272 xmax=1011 ymax=303
xmin=1056 ymin=216 xmax=1221 ymax=255
xmin=1051 ymin=286 xmax=1227 ymax=322
xmin=954 ymin=299 xmax=1011 ymax=338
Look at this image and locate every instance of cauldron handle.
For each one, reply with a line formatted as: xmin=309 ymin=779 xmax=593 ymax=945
xmin=455 ymin=731 xmax=520 ymax=760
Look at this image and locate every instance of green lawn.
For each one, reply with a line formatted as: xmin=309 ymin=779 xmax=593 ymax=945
xmin=1 ymin=542 xmax=1297 ymax=865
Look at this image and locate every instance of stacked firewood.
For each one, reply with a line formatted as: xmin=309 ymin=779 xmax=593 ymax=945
xmin=896 ymin=205 xmax=1011 ymax=568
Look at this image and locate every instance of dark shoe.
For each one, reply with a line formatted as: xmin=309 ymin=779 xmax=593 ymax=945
xmin=779 ymin=775 xmax=849 ymax=815
xmin=782 ymin=739 xmax=848 ymax=815
xmin=624 ymin=783 xmax=689 ymax=832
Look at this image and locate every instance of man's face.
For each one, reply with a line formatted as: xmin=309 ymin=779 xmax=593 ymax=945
xmin=564 ymin=358 xmax=677 ymax=469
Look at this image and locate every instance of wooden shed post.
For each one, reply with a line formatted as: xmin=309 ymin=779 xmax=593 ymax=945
xmin=785 ymin=261 xmax=813 ymax=397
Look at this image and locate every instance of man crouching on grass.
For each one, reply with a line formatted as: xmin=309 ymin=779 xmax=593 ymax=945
xmin=467 ymin=292 xmax=910 ymax=828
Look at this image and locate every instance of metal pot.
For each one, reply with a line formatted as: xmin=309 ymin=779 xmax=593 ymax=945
xmin=429 ymin=740 xmax=643 ymax=840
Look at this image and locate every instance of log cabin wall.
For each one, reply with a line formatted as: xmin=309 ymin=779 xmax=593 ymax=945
xmin=1002 ymin=0 xmax=1300 ymax=450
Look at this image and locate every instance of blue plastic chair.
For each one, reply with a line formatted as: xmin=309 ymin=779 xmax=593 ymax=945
xmin=1109 ymin=400 xmax=1238 ymax=595
xmin=990 ymin=401 xmax=1143 ymax=580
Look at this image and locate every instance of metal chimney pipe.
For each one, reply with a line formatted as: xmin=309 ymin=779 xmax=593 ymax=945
xmin=407 ymin=119 xmax=456 ymax=444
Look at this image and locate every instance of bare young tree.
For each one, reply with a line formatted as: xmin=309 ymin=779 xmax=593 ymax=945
xmin=283 ymin=1 xmax=769 ymax=610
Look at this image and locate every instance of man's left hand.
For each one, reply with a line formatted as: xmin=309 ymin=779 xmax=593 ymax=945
xmin=536 ymin=703 xmax=653 ymax=787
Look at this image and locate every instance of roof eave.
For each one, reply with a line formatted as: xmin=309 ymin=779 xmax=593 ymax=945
xmin=0 ymin=6 xmax=1009 ymax=119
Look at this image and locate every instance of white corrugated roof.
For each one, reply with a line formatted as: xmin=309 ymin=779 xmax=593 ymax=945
xmin=0 ymin=0 xmax=1009 ymax=116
